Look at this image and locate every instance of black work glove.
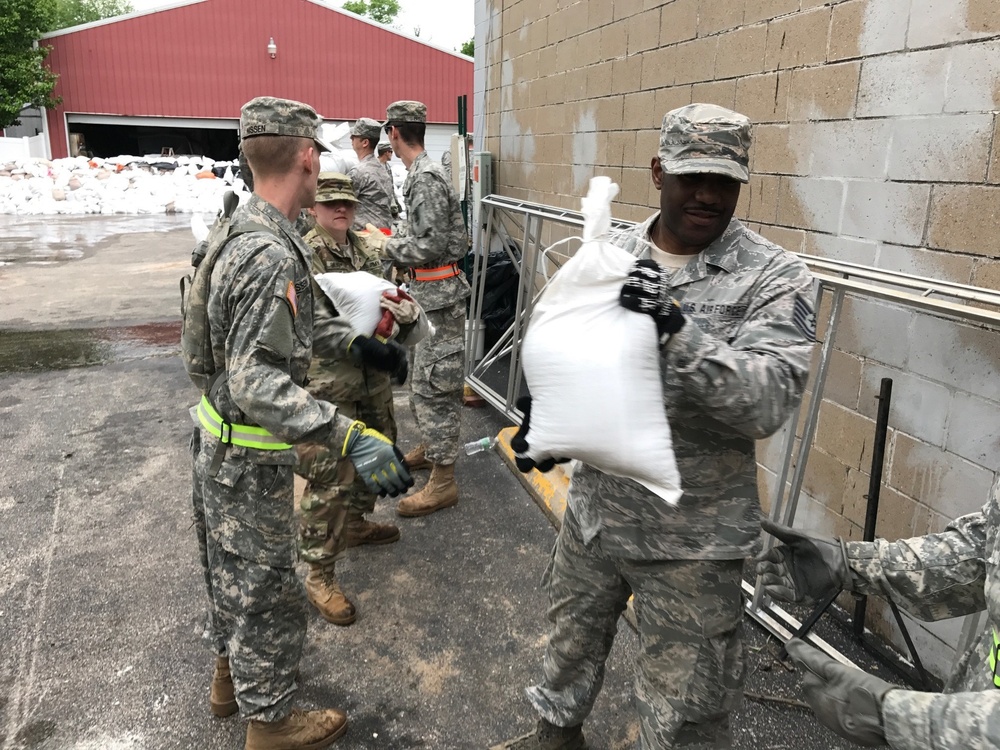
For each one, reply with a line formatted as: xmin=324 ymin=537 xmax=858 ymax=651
xmin=349 ymin=334 xmax=408 ymax=385
xmin=755 ymin=519 xmax=853 ymax=605
xmin=510 ymin=395 xmax=569 ymax=474
xmin=786 ymin=639 xmax=895 ymax=747
xmin=620 ymin=258 xmax=685 ymax=337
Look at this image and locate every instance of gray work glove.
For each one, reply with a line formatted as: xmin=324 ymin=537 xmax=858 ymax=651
xmin=342 ymin=421 xmax=413 ymax=498
xmin=786 ymin=639 xmax=896 ymax=747
xmin=755 ymin=519 xmax=852 ymax=604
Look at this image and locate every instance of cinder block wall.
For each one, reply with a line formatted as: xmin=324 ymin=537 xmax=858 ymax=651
xmin=474 ymin=0 xmax=1000 ymax=677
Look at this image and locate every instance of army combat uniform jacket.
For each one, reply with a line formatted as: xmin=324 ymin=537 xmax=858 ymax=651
xmin=569 ymin=215 xmax=815 ymax=562
xmin=349 ymin=154 xmax=398 ymax=232
xmin=386 ymin=150 xmax=470 ymax=312
xmin=203 ymin=195 xmax=352 ymax=566
xmin=302 ymin=224 xmax=391 ymax=402
xmin=848 ymin=475 xmax=1000 ymax=749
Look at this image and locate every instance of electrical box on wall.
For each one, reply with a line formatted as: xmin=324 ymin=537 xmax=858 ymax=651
xmin=471 ymin=151 xmax=493 ymax=252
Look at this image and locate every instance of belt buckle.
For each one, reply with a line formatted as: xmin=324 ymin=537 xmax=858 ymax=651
xmin=219 ymin=419 xmax=232 ymax=445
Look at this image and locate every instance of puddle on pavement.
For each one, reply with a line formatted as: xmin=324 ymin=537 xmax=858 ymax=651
xmin=0 ymin=214 xmax=193 ymax=265
xmin=0 ymin=322 xmax=180 ymax=374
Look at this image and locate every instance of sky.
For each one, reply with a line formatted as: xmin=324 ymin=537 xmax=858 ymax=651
xmin=126 ymin=0 xmax=475 ymax=54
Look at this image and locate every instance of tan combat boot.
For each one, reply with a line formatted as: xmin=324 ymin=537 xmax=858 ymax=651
xmin=396 ymin=463 xmax=458 ymax=517
xmin=245 ymin=707 xmax=348 ymax=750
xmin=210 ymin=655 xmax=238 ymax=718
xmin=402 ymin=444 xmax=432 ymax=472
xmin=345 ymin=517 xmax=400 ymax=547
xmin=304 ymin=564 xmax=357 ymax=626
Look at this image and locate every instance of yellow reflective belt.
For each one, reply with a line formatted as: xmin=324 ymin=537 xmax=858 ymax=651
xmin=989 ymin=629 xmax=1000 ymax=687
xmin=195 ymin=396 xmax=293 ymax=451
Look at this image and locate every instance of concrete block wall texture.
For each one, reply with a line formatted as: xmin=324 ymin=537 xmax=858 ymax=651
xmin=475 ymin=0 xmax=1000 ymax=677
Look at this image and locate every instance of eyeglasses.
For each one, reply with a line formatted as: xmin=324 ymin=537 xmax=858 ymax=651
xmin=383 ymin=122 xmax=395 ymax=134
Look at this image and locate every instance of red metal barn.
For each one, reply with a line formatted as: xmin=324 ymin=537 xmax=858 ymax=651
xmin=40 ymin=0 xmax=473 ymax=159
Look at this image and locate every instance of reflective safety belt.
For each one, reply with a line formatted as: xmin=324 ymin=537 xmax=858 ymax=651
xmin=194 ymin=395 xmax=293 ymax=451
xmin=412 ymin=262 xmax=461 ymax=282
xmin=989 ymin=629 xmax=1000 ymax=687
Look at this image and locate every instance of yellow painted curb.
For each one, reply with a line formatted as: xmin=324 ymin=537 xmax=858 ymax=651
xmin=495 ymin=426 xmax=570 ymax=528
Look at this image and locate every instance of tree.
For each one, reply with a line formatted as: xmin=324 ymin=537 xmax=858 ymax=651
xmin=342 ymin=0 xmax=401 ymax=25
xmin=459 ymin=38 xmax=473 ymax=57
xmin=50 ymin=0 xmax=134 ymax=31
xmin=0 ymin=0 xmax=61 ymax=129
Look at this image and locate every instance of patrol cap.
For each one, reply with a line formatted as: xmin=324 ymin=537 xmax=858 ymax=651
xmin=658 ymin=103 xmax=752 ymax=184
xmin=240 ymin=96 xmax=333 ymax=152
xmin=350 ymin=117 xmax=382 ymax=142
xmin=384 ymin=100 xmax=427 ymax=126
xmin=377 ymin=142 xmax=392 ymax=155
xmin=315 ymin=172 xmax=358 ymax=203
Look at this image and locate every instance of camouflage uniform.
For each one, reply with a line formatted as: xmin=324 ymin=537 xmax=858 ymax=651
xmin=843 ymin=474 xmax=1000 ymax=749
xmin=349 ymin=154 xmax=398 ymax=231
xmin=191 ymin=193 xmax=355 ymax=721
xmin=384 ymin=102 xmax=470 ymax=466
xmin=190 ymin=97 xmax=354 ymax=723
xmin=524 ymin=105 xmax=815 ymax=748
xmin=297 ymin=220 xmax=395 ymax=565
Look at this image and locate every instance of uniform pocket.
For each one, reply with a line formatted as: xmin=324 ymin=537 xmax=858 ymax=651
xmin=413 ymin=336 xmax=465 ymax=397
xmin=681 ymin=589 xmax=745 ymax=721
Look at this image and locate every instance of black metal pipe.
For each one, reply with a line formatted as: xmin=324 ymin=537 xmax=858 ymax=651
xmin=854 ymin=377 xmax=893 ymax=637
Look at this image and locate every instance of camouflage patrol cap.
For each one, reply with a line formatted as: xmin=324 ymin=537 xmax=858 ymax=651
xmin=384 ymin=100 xmax=427 ymax=124
xmin=315 ymin=172 xmax=358 ymax=203
xmin=350 ymin=117 xmax=383 ymax=142
xmin=240 ymin=96 xmax=333 ymax=152
xmin=659 ymin=103 xmax=752 ymax=183
xmin=377 ymin=142 xmax=392 ymax=155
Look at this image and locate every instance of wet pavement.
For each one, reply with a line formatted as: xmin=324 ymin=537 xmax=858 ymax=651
xmin=0 ymin=215 xmax=906 ymax=749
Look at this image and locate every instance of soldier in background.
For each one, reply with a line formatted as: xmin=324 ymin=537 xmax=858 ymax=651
xmin=190 ymin=96 xmax=411 ymax=750
xmin=757 ymin=477 xmax=1000 ymax=749
xmin=495 ymin=104 xmax=816 ymax=749
xmin=369 ymin=100 xmax=470 ymax=518
xmin=347 ymin=118 xmax=398 ymax=231
xmin=296 ymin=172 xmax=412 ymax=626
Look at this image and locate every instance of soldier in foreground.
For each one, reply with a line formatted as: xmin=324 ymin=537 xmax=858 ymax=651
xmin=372 ymin=100 xmax=470 ymax=518
xmin=757 ymin=478 xmax=1000 ymax=749
xmin=188 ymin=97 xmax=411 ymax=750
xmin=297 ymin=172 xmax=413 ymax=626
xmin=496 ymin=104 xmax=816 ymax=749
xmin=347 ymin=118 xmax=398 ymax=231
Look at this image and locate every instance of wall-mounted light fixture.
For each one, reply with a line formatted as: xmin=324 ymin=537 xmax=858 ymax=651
xmin=267 ymin=37 xmax=277 ymax=59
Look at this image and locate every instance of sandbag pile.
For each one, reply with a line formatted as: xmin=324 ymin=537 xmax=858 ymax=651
xmin=0 ymin=155 xmax=242 ymax=216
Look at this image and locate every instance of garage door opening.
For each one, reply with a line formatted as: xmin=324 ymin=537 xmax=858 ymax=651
xmin=68 ymin=122 xmax=239 ymax=161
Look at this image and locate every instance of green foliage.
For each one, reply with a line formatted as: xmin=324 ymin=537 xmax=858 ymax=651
xmin=459 ymin=38 xmax=473 ymax=57
xmin=51 ymin=0 xmax=134 ymax=31
xmin=342 ymin=0 xmax=401 ymax=25
xmin=0 ymin=0 xmax=60 ymax=129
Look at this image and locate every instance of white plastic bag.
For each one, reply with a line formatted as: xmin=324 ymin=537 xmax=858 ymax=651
xmin=520 ymin=176 xmax=682 ymax=504
xmin=315 ymin=272 xmax=433 ymax=345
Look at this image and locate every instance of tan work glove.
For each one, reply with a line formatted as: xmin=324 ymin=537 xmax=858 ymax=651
xmin=380 ymin=290 xmax=420 ymax=325
xmin=364 ymin=223 xmax=388 ymax=254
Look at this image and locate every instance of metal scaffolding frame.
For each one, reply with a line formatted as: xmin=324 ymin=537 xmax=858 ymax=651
xmin=466 ymin=194 xmax=1000 ymax=672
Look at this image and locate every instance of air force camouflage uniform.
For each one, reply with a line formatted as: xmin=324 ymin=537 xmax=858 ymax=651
xmin=190 ymin=99 xmax=354 ymax=722
xmin=838 ymin=475 xmax=1000 ymax=748
xmin=348 ymin=118 xmax=399 ymax=231
xmin=525 ymin=105 xmax=816 ymax=748
xmin=384 ymin=101 xmax=470 ymax=467
xmin=298 ymin=177 xmax=395 ymax=566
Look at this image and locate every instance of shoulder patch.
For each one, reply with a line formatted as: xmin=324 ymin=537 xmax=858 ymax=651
xmin=286 ymin=280 xmax=298 ymax=317
xmin=793 ymin=293 xmax=816 ymax=341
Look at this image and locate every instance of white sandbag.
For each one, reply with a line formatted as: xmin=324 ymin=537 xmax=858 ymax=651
xmin=315 ymin=271 xmax=398 ymax=336
xmin=520 ymin=176 xmax=682 ymax=504
xmin=315 ymin=272 xmax=434 ymax=345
